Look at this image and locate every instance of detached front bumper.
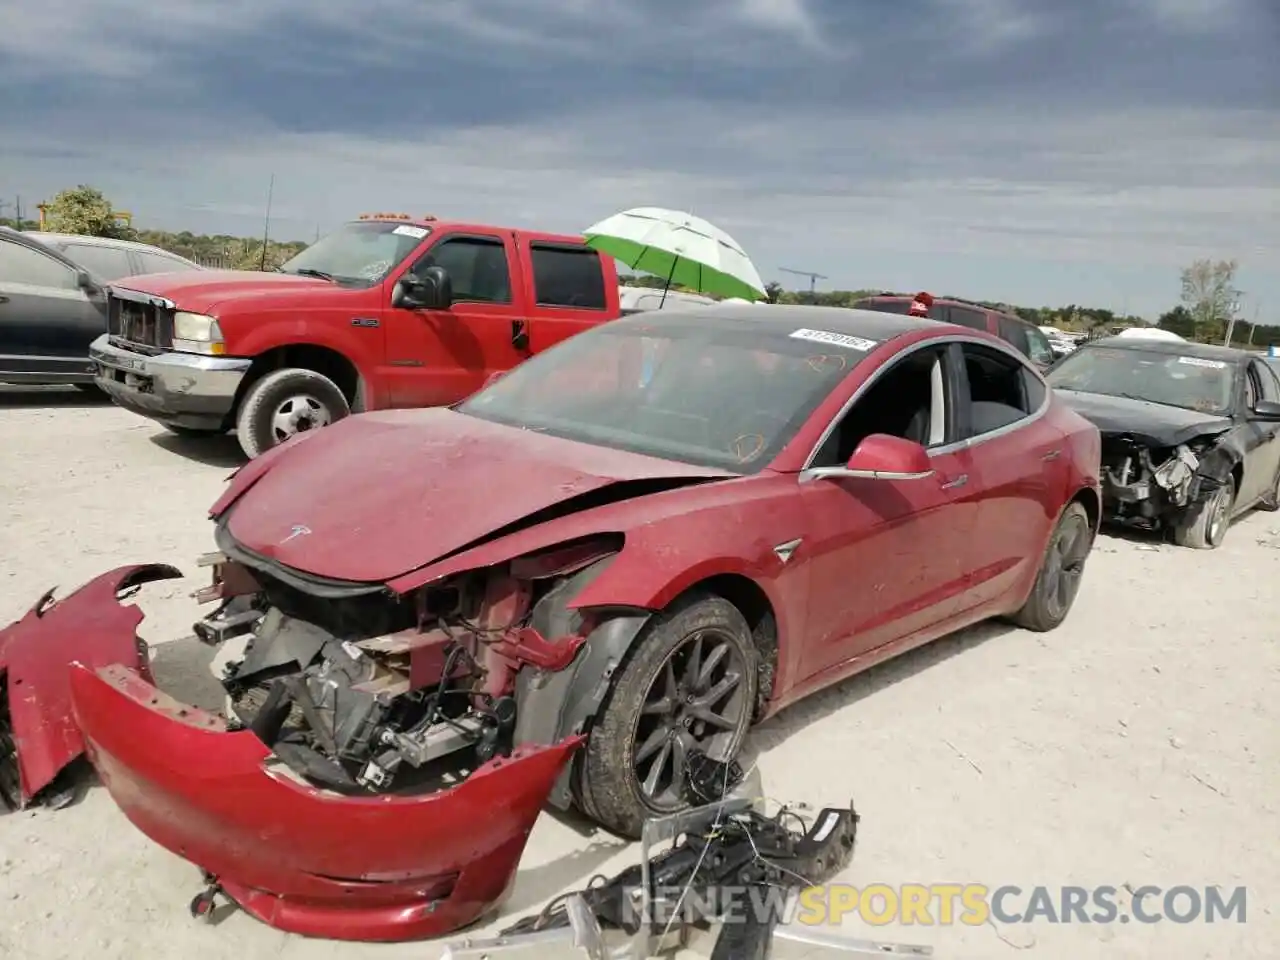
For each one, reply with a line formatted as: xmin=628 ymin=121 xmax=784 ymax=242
xmin=0 ymin=564 xmax=180 ymax=809
xmin=69 ymin=662 xmax=582 ymax=941
xmin=90 ymin=334 xmax=251 ymax=431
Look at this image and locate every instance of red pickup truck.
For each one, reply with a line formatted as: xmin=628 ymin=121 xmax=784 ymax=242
xmin=90 ymin=214 xmax=622 ymax=457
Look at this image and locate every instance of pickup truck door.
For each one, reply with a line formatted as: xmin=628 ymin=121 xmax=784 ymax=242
xmin=0 ymin=236 xmax=105 ymax=381
xmin=382 ymin=231 xmax=527 ymax=408
xmin=516 ymin=240 xmax=616 ymax=353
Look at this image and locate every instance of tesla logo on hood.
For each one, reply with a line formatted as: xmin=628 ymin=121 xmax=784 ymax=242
xmin=280 ymin=524 xmax=312 ymax=544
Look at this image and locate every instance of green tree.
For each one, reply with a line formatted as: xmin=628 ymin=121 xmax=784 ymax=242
xmin=41 ymin=185 xmax=138 ymax=239
xmin=1180 ymin=259 xmax=1239 ymax=342
xmin=764 ymin=281 xmax=783 ymax=303
xmin=1157 ymin=305 xmax=1196 ymax=339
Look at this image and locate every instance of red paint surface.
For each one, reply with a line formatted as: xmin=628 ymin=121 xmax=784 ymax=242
xmin=69 ymin=663 xmax=582 ymax=941
xmin=0 ymin=564 xmax=180 ymax=803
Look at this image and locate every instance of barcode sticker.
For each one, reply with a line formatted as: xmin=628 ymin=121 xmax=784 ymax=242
xmin=790 ymin=328 xmax=877 ymax=351
xmin=1177 ymin=356 xmax=1227 ymax=369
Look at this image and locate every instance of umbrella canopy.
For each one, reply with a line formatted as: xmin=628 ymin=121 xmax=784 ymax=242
xmin=583 ymin=207 xmax=766 ymax=302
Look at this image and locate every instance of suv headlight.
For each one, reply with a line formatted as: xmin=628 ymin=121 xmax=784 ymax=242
xmin=172 ymin=311 xmax=227 ymax=355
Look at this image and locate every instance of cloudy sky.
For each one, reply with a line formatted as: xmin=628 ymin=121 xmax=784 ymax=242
xmin=3 ymin=0 xmax=1277 ymax=316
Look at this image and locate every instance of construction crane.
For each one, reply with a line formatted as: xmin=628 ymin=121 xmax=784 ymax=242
xmin=779 ymin=266 xmax=828 ymax=296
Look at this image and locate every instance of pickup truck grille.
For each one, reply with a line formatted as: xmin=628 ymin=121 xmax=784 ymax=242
xmin=108 ymin=292 xmax=174 ymax=351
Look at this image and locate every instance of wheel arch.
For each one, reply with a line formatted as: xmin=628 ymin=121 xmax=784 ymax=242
xmin=228 ymin=343 xmax=366 ymax=425
xmin=512 ymin=561 xmax=780 ymax=811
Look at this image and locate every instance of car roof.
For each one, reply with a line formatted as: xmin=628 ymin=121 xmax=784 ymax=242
xmin=26 ymin=232 xmax=198 ymax=263
xmin=1086 ymin=335 xmax=1251 ymax=364
xmin=615 ymin=302 xmax=947 ymax=343
xmin=857 ymin=293 xmax=1030 ymax=324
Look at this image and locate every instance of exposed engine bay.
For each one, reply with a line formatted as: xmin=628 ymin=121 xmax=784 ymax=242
xmin=1099 ymin=433 xmax=1224 ymax=526
xmin=193 ymin=541 xmax=608 ymax=797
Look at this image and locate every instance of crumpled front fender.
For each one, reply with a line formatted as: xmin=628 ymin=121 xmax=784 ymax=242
xmin=0 ymin=563 xmax=181 ymax=809
xmin=69 ymin=663 xmax=584 ymax=941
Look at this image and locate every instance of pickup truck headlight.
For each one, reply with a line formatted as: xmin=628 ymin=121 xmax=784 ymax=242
xmin=172 ymin=312 xmax=227 ymax=356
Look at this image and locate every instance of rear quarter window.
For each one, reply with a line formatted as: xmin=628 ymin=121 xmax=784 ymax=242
xmin=530 ymin=243 xmax=607 ymax=309
xmin=945 ymin=306 xmax=989 ymax=331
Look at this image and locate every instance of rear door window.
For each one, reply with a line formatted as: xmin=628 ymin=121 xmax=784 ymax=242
xmin=530 ymin=243 xmax=607 ymax=309
xmin=997 ymin=314 xmax=1031 ymax=355
xmin=944 ymin=306 xmax=989 ymax=331
xmin=136 ymin=250 xmax=196 ymax=275
xmin=61 ymin=243 xmax=133 ymax=280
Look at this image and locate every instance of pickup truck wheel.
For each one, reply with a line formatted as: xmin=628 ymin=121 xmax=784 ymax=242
xmin=235 ymin=368 xmax=349 ymax=459
xmin=578 ymin=594 xmax=757 ymax=839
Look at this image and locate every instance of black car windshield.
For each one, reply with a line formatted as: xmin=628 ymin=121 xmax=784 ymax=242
xmin=1046 ymin=345 xmax=1237 ymax=415
xmin=456 ymin=314 xmax=867 ymax=472
xmin=278 ymin=221 xmax=429 ymax=285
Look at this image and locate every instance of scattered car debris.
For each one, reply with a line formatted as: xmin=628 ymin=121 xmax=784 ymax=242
xmin=441 ymin=756 xmax=930 ymax=959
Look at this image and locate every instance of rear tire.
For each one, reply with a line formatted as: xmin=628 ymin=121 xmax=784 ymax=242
xmin=235 ymin=368 xmax=349 ymax=459
xmin=1009 ymin=502 xmax=1093 ymax=632
xmin=1172 ymin=476 xmax=1235 ymax=549
xmin=577 ymin=594 xmax=757 ymax=839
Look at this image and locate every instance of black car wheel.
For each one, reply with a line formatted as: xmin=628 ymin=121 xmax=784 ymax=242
xmin=1173 ymin=476 xmax=1235 ymax=549
xmin=235 ymin=368 xmax=349 ymax=459
xmin=578 ymin=594 xmax=757 ymax=839
xmin=1009 ymin=502 xmax=1093 ymax=631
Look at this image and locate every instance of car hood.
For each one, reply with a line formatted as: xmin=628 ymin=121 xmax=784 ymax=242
xmin=221 ymin=408 xmax=734 ymax=583
xmin=1054 ymin=389 xmax=1232 ymax=447
xmin=111 ymin=270 xmax=332 ymax=314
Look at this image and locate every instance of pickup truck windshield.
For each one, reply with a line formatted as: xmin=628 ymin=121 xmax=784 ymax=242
xmin=1046 ymin=345 xmax=1237 ymax=416
xmin=278 ymin=221 xmax=429 ymax=285
xmin=457 ymin=315 xmax=860 ymax=472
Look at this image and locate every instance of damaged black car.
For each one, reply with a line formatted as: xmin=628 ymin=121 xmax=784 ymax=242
xmin=1046 ymin=337 xmax=1280 ymax=548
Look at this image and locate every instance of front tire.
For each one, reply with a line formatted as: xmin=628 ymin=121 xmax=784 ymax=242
xmin=235 ymin=368 xmax=349 ymax=459
xmin=578 ymin=594 xmax=758 ymax=839
xmin=1172 ymin=476 xmax=1235 ymax=549
xmin=1009 ymin=502 xmax=1093 ymax=632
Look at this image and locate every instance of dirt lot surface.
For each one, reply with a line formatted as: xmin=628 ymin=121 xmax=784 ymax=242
xmin=1 ymin=386 xmax=1277 ymax=960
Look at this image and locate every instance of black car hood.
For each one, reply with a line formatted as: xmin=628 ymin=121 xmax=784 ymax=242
xmin=1055 ymin=390 xmax=1232 ymax=447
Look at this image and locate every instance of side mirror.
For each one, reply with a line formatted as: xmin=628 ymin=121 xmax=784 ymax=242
xmin=843 ymin=434 xmax=934 ymax=479
xmin=1252 ymin=399 xmax=1280 ymax=420
xmin=76 ymin=270 xmax=99 ymax=293
xmin=391 ymin=266 xmax=453 ymax=310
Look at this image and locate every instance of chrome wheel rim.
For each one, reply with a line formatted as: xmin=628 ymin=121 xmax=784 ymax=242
xmin=1207 ymin=486 xmax=1231 ymax=544
xmin=270 ymin=394 xmax=330 ymax=443
xmin=630 ymin=630 xmax=749 ymax=811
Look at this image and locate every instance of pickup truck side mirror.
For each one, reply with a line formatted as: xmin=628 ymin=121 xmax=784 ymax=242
xmin=76 ymin=270 xmax=100 ymax=294
xmin=392 ymin=266 xmax=453 ymax=310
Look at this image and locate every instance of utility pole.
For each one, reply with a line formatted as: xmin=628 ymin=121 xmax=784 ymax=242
xmin=779 ymin=266 xmax=829 ymax=302
xmin=1246 ymin=303 xmax=1260 ymax=347
xmin=1223 ymin=298 xmax=1241 ymax=347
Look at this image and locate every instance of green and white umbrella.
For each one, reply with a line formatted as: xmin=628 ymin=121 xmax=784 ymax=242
xmin=584 ymin=207 xmax=766 ymax=304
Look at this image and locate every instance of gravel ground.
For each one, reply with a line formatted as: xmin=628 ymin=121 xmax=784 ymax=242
xmin=0 ymin=385 xmax=1277 ymax=960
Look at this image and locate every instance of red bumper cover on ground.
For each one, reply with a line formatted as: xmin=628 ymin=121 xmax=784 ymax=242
xmin=0 ymin=564 xmax=180 ymax=807
xmin=69 ymin=662 xmax=583 ymax=941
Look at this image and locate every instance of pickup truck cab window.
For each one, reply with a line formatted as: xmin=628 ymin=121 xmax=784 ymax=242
xmin=279 ymin=220 xmax=427 ymax=285
xmin=531 ymin=243 xmax=607 ymax=309
xmin=411 ymin=235 xmax=511 ymax=304
xmin=0 ymin=239 xmax=78 ymax=290
xmin=137 ymin=251 xmax=196 ymax=275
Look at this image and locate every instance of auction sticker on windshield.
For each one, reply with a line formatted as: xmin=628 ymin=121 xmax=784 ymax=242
xmin=790 ymin=328 xmax=877 ymax=351
xmin=1177 ymin=356 xmax=1227 ymax=369
xmin=392 ymin=225 xmax=428 ymax=239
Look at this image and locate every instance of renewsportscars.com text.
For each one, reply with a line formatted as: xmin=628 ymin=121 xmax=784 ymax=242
xmin=631 ymin=883 xmax=1247 ymax=927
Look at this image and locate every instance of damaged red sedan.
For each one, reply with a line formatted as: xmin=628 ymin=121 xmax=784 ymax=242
xmin=0 ymin=304 xmax=1101 ymax=941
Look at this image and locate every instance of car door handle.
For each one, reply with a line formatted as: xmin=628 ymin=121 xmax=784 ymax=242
xmin=1041 ymin=448 xmax=1061 ymax=461
xmin=0 ymin=295 xmax=9 ymax=304
xmin=940 ymin=474 xmax=968 ymax=490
